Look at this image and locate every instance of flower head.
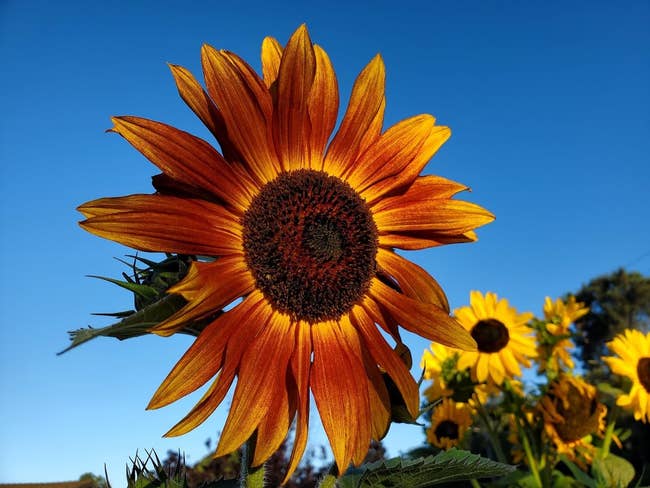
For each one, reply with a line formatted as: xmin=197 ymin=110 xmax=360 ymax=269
xmin=455 ymin=291 xmax=536 ymax=385
xmin=602 ymin=328 xmax=650 ymax=423
xmin=538 ymin=375 xmax=606 ymax=464
xmin=78 ymin=25 xmax=493 ymax=477
xmin=426 ymin=398 xmax=473 ymax=449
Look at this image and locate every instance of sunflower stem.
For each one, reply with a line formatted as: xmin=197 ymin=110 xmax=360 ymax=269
xmin=475 ymin=400 xmax=508 ymax=464
xmin=470 ymin=479 xmax=481 ymax=488
xmin=240 ymin=435 xmax=266 ymax=488
xmin=599 ymin=410 xmax=618 ymax=459
xmin=520 ymin=426 xmax=543 ymax=488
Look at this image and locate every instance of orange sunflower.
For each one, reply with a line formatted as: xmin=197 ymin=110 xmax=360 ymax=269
xmin=78 ymin=25 xmax=494 ymax=478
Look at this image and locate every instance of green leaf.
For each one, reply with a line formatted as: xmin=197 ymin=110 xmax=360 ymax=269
xmin=58 ymin=294 xmax=195 ymax=354
xmin=337 ymin=449 xmax=515 ymax=488
xmin=87 ymin=275 xmax=159 ymax=300
xmin=559 ymin=455 xmax=598 ymax=488
xmin=592 ymin=453 xmax=635 ymax=488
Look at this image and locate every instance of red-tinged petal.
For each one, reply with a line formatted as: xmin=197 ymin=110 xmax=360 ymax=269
xmin=368 ymin=278 xmax=477 ymax=351
xmin=215 ymin=311 xmax=294 ymax=458
xmin=346 ymin=115 xmax=434 ymax=193
xmin=360 ymin=347 xmax=391 ymax=440
xmin=261 ymin=36 xmax=283 ymax=87
xmin=273 ymin=24 xmax=316 ymax=171
xmin=110 ymin=116 xmax=252 ymax=212
xmin=312 ymin=319 xmax=371 ymax=472
xmin=360 ymin=127 xmax=452 ymax=204
xmin=376 ymin=247 xmax=449 ymax=312
xmin=309 ymin=45 xmax=338 ymax=169
xmin=351 ymin=303 xmax=419 ymax=420
xmin=323 ymin=55 xmax=385 ymax=177
xmin=253 ymin=379 xmax=292 ymax=466
xmin=283 ymin=321 xmax=312 ymax=484
xmin=163 ymin=292 xmax=269 ymax=436
xmin=378 ymin=230 xmax=478 ymax=250
xmin=201 ymin=45 xmax=280 ymax=183
xmin=374 ymin=195 xmax=495 ymax=235
xmin=168 ymin=64 xmax=241 ymax=162
xmin=150 ymin=257 xmax=254 ymax=336
xmin=360 ymin=292 xmax=402 ymax=342
xmin=78 ymin=194 xmax=242 ymax=256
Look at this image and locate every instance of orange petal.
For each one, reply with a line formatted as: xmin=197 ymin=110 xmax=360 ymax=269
xmin=378 ymin=230 xmax=478 ymax=250
xmin=162 ymin=291 xmax=269 ymax=436
xmin=253 ymin=378 xmax=292 ymax=466
xmin=215 ymin=310 xmax=295 ymax=458
xmin=351 ymin=304 xmax=419 ymax=419
xmin=110 ymin=116 xmax=251 ymax=212
xmin=361 ymin=347 xmax=391 ymax=440
xmin=346 ymin=115 xmax=435 ymax=194
xmin=261 ymin=36 xmax=283 ymax=87
xmin=283 ymin=321 xmax=312 ymax=483
xmin=201 ymin=45 xmax=279 ymax=183
xmin=323 ymin=54 xmax=385 ymax=177
xmin=309 ymin=45 xmax=339 ymax=169
xmin=168 ymin=64 xmax=240 ymax=162
xmin=150 ymin=257 xmax=254 ymax=336
xmin=368 ymin=278 xmax=477 ymax=351
xmin=312 ymin=319 xmax=371 ymax=472
xmin=78 ymin=194 xmax=242 ymax=255
xmin=273 ymin=24 xmax=316 ymax=171
xmin=360 ymin=127 xmax=452 ymax=204
xmin=376 ymin=247 xmax=449 ymax=312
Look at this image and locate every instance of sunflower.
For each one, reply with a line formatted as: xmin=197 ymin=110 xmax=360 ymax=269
xmin=78 ymin=25 xmax=494 ymax=478
xmin=537 ymin=296 xmax=588 ymax=373
xmin=427 ymin=398 xmax=473 ymax=449
xmin=602 ymin=328 xmax=650 ymax=423
xmin=538 ymin=375 xmax=607 ymax=464
xmin=455 ymin=291 xmax=536 ymax=385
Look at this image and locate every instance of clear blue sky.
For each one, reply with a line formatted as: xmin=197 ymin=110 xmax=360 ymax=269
xmin=1 ymin=0 xmax=649 ymax=483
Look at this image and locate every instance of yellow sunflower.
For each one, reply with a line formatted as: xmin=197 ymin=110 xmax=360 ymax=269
xmin=427 ymin=398 xmax=473 ymax=449
xmin=78 ymin=25 xmax=494 ymax=478
xmin=602 ymin=328 xmax=650 ymax=423
xmin=455 ymin=291 xmax=536 ymax=385
xmin=538 ymin=296 xmax=588 ymax=372
xmin=538 ymin=375 xmax=606 ymax=464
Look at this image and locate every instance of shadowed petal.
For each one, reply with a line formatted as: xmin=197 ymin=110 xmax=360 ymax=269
xmin=261 ymin=36 xmax=283 ymax=87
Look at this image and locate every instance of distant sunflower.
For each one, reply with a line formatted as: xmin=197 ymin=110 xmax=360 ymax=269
xmin=455 ymin=291 xmax=536 ymax=385
xmin=78 ymin=25 xmax=493 ymax=477
xmin=603 ymin=329 xmax=650 ymax=423
xmin=427 ymin=398 xmax=473 ymax=449
xmin=538 ymin=296 xmax=588 ymax=372
xmin=539 ymin=375 xmax=606 ymax=463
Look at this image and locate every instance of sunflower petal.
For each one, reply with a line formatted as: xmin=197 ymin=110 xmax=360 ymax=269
xmin=309 ymin=45 xmax=338 ymax=168
xmin=201 ymin=45 xmax=279 ymax=183
xmin=323 ymin=54 xmax=385 ymax=177
xmin=273 ymin=24 xmax=316 ymax=171
xmin=261 ymin=36 xmax=283 ymax=87
xmin=378 ymin=231 xmax=478 ymax=250
xmin=150 ymin=257 xmax=254 ymax=336
xmin=283 ymin=321 xmax=312 ymax=484
xmin=215 ymin=310 xmax=294 ymax=458
xmin=376 ymin=247 xmax=449 ymax=312
xmin=78 ymin=194 xmax=242 ymax=255
xmin=368 ymin=278 xmax=477 ymax=351
xmin=253 ymin=378 xmax=292 ymax=466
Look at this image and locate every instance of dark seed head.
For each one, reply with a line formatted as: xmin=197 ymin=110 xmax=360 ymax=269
xmin=434 ymin=420 xmax=459 ymax=441
xmin=551 ymin=381 xmax=604 ymax=443
xmin=471 ymin=318 xmax=510 ymax=353
xmin=637 ymin=357 xmax=650 ymax=393
xmin=242 ymin=169 xmax=378 ymax=322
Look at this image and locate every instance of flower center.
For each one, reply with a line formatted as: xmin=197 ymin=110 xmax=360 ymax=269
xmin=434 ymin=420 xmax=459 ymax=440
xmin=242 ymin=169 xmax=378 ymax=322
xmin=637 ymin=357 xmax=650 ymax=393
xmin=551 ymin=382 xmax=604 ymax=443
xmin=470 ymin=318 xmax=510 ymax=353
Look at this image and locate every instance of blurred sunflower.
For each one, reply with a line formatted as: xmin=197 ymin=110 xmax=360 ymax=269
xmin=539 ymin=375 xmax=607 ymax=464
xmin=537 ymin=296 xmax=588 ymax=372
xmin=78 ymin=25 xmax=493 ymax=477
xmin=427 ymin=398 xmax=473 ymax=449
xmin=602 ymin=328 xmax=650 ymax=423
xmin=455 ymin=291 xmax=536 ymax=385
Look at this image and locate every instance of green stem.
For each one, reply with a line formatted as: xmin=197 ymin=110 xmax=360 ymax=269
xmin=600 ymin=418 xmax=617 ymax=459
xmin=475 ymin=401 xmax=508 ymax=464
xmin=521 ymin=427 xmax=543 ymax=488
xmin=240 ymin=435 xmax=266 ymax=488
xmin=317 ymin=463 xmax=339 ymax=488
xmin=470 ymin=479 xmax=481 ymax=488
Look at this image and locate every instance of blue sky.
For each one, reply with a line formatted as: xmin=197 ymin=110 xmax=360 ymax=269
xmin=1 ymin=0 xmax=649 ymax=484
